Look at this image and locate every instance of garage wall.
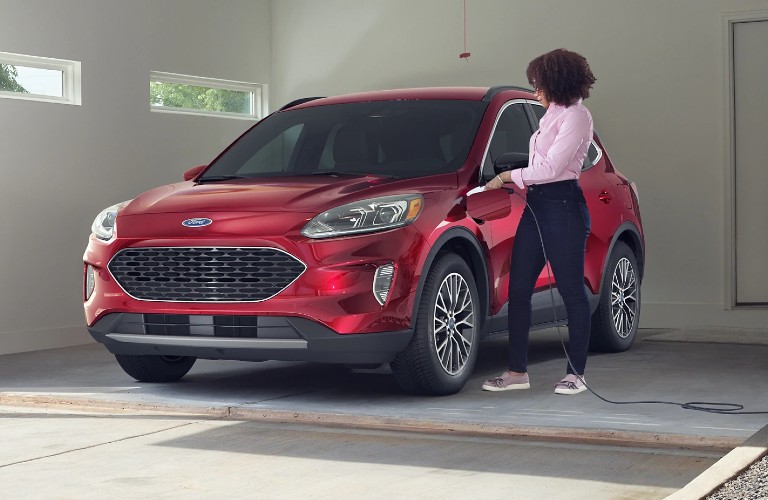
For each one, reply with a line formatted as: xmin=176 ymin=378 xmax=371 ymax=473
xmin=2 ymin=1 xmax=766 ymax=357
xmin=270 ymin=0 xmax=768 ymax=330
xmin=0 ymin=0 xmax=271 ymax=354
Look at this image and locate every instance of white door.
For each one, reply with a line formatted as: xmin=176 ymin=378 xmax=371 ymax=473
xmin=734 ymin=19 xmax=768 ymax=304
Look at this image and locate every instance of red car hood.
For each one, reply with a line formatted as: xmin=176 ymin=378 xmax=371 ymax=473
xmin=122 ymin=174 xmax=457 ymax=215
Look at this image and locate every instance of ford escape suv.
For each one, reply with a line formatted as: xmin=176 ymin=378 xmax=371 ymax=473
xmin=83 ymin=86 xmax=644 ymax=395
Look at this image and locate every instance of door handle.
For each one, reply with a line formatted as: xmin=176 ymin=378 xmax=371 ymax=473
xmin=598 ymin=191 xmax=612 ymax=204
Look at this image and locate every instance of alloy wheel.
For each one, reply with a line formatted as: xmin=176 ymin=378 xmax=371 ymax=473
xmin=611 ymin=257 xmax=637 ymax=339
xmin=433 ymin=272 xmax=475 ymax=375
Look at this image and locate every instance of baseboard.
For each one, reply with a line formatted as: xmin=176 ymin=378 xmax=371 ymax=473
xmin=0 ymin=326 xmax=94 ymax=356
xmin=641 ymin=302 xmax=768 ymax=330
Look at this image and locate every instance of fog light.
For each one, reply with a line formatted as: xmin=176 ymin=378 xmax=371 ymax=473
xmin=373 ymin=263 xmax=395 ymax=305
xmin=85 ymin=264 xmax=96 ymax=300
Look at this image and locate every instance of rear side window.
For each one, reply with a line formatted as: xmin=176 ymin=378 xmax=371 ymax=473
xmin=582 ymin=141 xmax=603 ymax=171
xmin=203 ymin=100 xmax=488 ymax=180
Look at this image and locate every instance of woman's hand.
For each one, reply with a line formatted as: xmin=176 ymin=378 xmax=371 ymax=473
xmin=485 ymin=174 xmax=505 ymax=191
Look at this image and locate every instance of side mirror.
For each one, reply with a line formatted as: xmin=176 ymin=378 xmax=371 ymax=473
xmin=466 ymin=188 xmax=511 ymax=222
xmin=183 ymin=165 xmax=207 ymax=181
xmin=493 ymin=152 xmax=528 ymax=175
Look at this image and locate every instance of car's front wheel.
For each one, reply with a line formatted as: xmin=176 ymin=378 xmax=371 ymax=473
xmin=589 ymin=241 xmax=640 ymax=352
xmin=114 ymin=354 xmax=196 ymax=382
xmin=391 ymin=253 xmax=479 ymax=395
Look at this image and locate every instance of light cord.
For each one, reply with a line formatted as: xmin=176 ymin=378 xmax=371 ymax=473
xmin=509 ymin=188 xmax=768 ymax=415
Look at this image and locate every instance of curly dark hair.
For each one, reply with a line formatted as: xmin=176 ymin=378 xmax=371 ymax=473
xmin=526 ymin=49 xmax=596 ymax=106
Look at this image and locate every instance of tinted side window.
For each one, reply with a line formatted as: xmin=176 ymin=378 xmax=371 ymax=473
xmin=582 ymin=141 xmax=602 ymax=171
xmin=530 ymin=103 xmax=546 ymax=124
xmin=483 ymin=103 xmax=533 ymax=176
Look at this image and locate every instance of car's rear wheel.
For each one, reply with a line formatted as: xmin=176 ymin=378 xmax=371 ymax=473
xmin=589 ymin=241 xmax=640 ymax=352
xmin=114 ymin=354 xmax=196 ymax=382
xmin=391 ymin=253 xmax=479 ymax=395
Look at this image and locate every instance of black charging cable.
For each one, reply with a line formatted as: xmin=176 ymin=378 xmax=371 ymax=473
xmin=509 ymin=188 xmax=768 ymax=415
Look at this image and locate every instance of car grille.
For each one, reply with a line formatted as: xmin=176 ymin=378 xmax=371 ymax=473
xmin=108 ymin=247 xmax=306 ymax=302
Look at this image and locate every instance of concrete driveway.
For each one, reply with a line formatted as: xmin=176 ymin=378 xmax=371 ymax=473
xmin=0 ymin=406 xmax=722 ymax=499
xmin=1 ymin=328 xmax=766 ymax=498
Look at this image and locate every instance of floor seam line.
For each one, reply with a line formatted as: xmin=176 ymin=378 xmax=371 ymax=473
xmin=0 ymin=420 xmax=203 ymax=469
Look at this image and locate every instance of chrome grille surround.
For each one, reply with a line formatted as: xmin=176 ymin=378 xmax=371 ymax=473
xmin=108 ymin=247 xmax=306 ymax=302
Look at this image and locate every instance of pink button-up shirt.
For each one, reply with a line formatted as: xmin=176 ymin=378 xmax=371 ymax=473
xmin=511 ymin=99 xmax=593 ymax=189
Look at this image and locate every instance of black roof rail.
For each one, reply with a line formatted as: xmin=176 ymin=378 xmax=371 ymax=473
xmin=278 ymin=96 xmax=325 ymax=111
xmin=482 ymin=86 xmax=534 ymax=101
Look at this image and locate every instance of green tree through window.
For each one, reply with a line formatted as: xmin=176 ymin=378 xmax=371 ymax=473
xmin=0 ymin=64 xmax=28 ymax=93
xmin=150 ymin=82 xmax=250 ymax=114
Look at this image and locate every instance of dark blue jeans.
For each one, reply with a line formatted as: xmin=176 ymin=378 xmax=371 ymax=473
xmin=507 ymin=180 xmax=591 ymax=375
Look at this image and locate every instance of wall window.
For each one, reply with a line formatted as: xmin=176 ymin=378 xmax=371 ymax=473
xmin=0 ymin=52 xmax=81 ymax=105
xmin=150 ymin=71 xmax=266 ymax=120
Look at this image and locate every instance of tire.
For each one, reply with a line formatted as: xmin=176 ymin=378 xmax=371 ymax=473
xmin=114 ymin=354 xmax=196 ymax=382
xmin=589 ymin=241 xmax=641 ymax=353
xmin=391 ymin=253 xmax=480 ymax=395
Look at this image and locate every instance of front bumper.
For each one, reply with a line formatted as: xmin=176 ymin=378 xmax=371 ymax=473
xmin=89 ymin=313 xmax=412 ymax=364
xmin=84 ymin=217 xmax=428 ymax=335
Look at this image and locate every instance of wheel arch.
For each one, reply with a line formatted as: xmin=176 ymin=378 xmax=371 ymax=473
xmin=603 ymin=222 xmax=645 ymax=290
xmin=589 ymin=222 xmax=644 ymax=353
xmin=410 ymin=226 xmax=490 ymax=333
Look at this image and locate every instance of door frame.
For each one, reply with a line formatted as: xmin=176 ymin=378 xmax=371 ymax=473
xmin=724 ymin=10 xmax=768 ymax=308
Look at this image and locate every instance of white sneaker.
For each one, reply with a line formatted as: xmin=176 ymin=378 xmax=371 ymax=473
xmin=554 ymin=374 xmax=587 ymax=395
xmin=482 ymin=372 xmax=530 ymax=391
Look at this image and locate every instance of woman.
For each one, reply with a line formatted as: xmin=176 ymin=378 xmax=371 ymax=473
xmin=482 ymin=48 xmax=596 ymax=395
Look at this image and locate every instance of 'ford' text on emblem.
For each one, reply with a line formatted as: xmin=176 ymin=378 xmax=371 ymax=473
xmin=182 ymin=218 xmax=213 ymax=228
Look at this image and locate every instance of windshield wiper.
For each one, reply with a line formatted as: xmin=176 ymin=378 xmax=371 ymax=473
xmin=308 ymin=171 xmax=394 ymax=178
xmin=308 ymin=171 xmax=366 ymax=177
xmin=196 ymin=175 xmax=249 ymax=183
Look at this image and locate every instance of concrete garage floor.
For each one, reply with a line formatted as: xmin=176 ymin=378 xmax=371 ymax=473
xmin=0 ymin=407 xmax=724 ymax=499
xmin=1 ymin=328 xmax=766 ymax=498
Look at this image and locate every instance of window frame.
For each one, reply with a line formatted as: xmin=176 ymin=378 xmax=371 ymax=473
xmin=0 ymin=51 xmax=81 ymax=105
xmin=480 ymin=99 xmax=536 ymax=180
xmin=528 ymin=101 xmax=547 ymax=124
xmin=149 ymin=71 xmax=267 ymax=120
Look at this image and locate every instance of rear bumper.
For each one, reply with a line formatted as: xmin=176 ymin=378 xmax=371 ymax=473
xmin=88 ymin=313 xmax=412 ymax=364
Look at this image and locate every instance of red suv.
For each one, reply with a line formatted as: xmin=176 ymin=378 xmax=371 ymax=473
xmin=84 ymin=87 xmax=643 ymax=395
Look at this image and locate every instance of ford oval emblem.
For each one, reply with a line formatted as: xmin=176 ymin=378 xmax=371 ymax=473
xmin=182 ymin=218 xmax=213 ymax=228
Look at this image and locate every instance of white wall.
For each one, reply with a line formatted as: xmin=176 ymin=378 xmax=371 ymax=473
xmin=271 ymin=0 xmax=768 ymax=330
xmin=0 ymin=0 xmax=271 ymax=354
xmin=2 ymin=0 xmax=766 ymax=357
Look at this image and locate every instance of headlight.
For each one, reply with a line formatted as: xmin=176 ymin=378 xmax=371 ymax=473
xmin=91 ymin=200 xmax=131 ymax=241
xmin=301 ymin=194 xmax=423 ymax=239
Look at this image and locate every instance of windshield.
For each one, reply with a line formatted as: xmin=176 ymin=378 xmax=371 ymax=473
xmin=201 ymin=100 xmax=488 ymax=180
